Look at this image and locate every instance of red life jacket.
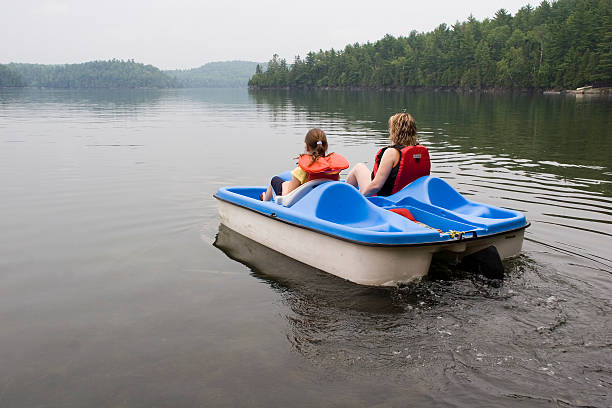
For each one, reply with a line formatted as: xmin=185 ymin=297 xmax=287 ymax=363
xmin=298 ymin=152 xmax=349 ymax=182
xmin=372 ymin=144 xmax=430 ymax=196
xmin=388 ymin=208 xmax=416 ymax=221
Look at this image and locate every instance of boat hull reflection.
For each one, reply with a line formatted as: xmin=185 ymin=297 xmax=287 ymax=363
xmin=213 ymin=224 xmax=411 ymax=314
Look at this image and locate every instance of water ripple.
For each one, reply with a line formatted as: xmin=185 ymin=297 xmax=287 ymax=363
xmin=1 ymin=88 xmax=610 ymax=407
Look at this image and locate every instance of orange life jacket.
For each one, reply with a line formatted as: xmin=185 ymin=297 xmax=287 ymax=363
xmin=297 ymin=152 xmax=349 ymax=182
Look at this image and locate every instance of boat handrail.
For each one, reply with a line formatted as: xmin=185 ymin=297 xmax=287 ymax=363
xmin=274 ymin=179 xmax=333 ymax=207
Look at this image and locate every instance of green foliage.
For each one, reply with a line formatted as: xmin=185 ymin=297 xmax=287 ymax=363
xmin=0 ymin=64 xmax=25 ymax=87
xmin=166 ymin=61 xmax=265 ymax=88
xmin=250 ymin=0 xmax=612 ymax=90
xmin=6 ymin=60 xmax=178 ymax=88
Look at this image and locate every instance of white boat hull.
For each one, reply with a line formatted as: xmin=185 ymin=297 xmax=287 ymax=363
xmin=217 ymin=200 xmax=524 ymax=286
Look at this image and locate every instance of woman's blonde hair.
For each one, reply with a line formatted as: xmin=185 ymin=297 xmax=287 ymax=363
xmin=304 ymin=128 xmax=328 ymax=165
xmin=388 ymin=113 xmax=418 ymax=146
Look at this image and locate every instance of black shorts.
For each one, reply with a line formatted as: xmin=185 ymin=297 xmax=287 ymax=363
xmin=270 ymin=176 xmax=284 ymax=196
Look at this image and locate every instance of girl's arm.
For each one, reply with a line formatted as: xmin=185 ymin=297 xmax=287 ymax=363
xmin=281 ymin=175 xmax=302 ymax=196
xmin=360 ymin=148 xmax=399 ymax=196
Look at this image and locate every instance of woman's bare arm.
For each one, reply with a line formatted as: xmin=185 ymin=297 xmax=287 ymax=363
xmin=360 ymin=148 xmax=399 ymax=196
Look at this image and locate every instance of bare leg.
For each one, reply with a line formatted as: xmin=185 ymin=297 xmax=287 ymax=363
xmin=262 ymin=185 xmax=274 ymax=201
xmin=346 ymin=163 xmax=372 ymax=191
xmin=281 ymin=177 xmax=301 ymax=196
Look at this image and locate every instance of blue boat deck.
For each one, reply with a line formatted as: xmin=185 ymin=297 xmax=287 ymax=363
xmin=215 ymin=176 xmax=527 ymax=246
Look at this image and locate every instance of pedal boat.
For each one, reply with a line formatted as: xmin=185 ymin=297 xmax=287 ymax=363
xmin=214 ymin=176 xmax=528 ymax=286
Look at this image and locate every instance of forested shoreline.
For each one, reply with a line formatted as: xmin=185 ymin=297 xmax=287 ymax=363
xmin=0 ymin=65 xmax=25 ymax=87
xmin=249 ymin=0 xmax=612 ymax=91
xmin=0 ymin=60 xmax=178 ymax=89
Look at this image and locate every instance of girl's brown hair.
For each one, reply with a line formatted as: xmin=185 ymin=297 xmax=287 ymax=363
xmin=389 ymin=113 xmax=418 ymax=146
xmin=304 ymin=128 xmax=328 ymax=165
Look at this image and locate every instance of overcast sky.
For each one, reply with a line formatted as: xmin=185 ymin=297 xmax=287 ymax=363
xmin=2 ymin=0 xmax=533 ymax=70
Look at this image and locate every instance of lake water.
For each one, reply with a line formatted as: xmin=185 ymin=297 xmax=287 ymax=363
xmin=0 ymin=88 xmax=610 ymax=407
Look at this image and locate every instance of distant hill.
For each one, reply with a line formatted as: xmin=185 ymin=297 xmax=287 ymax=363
xmin=4 ymin=60 xmax=178 ymax=88
xmin=1 ymin=60 xmax=265 ymax=89
xmin=166 ymin=61 xmax=265 ymax=88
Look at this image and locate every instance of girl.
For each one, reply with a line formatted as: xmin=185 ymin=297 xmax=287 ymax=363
xmin=261 ymin=128 xmax=348 ymax=201
xmin=346 ymin=112 xmax=430 ymax=196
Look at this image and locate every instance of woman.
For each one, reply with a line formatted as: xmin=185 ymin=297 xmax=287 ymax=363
xmin=346 ymin=112 xmax=430 ymax=196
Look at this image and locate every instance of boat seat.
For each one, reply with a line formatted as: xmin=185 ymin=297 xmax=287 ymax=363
xmin=274 ymin=179 xmax=332 ymax=207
